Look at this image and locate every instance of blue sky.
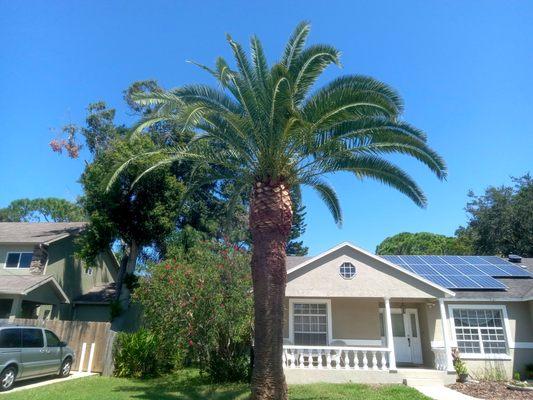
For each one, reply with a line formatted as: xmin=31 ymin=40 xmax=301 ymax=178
xmin=1 ymin=1 xmax=531 ymax=255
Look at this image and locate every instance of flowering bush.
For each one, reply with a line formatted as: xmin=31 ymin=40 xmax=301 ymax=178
xmin=133 ymin=240 xmax=253 ymax=382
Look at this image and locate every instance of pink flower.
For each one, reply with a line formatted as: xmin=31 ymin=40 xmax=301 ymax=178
xmin=188 ymin=340 xmax=194 ymax=346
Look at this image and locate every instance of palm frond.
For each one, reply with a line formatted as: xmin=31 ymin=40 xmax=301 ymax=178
xmin=282 ymin=21 xmax=311 ymax=69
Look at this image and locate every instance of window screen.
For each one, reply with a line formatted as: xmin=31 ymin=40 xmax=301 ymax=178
xmin=293 ymin=303 xmax=328 ymax=345
xmin=452 ymin=308 xmax=507 ymax=355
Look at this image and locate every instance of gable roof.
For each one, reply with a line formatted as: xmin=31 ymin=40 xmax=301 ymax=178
xmin=0 ymin=222 xmax=87 ymax=244
xmin=0 ymin=275 xmax=69 ymax=303
xmin=287 ymin=248 xmax=533 ymax=300
xmin=287 ymin=242 xmax=455 ymax=296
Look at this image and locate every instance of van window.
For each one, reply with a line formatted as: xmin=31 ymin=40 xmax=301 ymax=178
xmin=0 ymin=329 xmax=21 ymax=348
xmin=22 ymin=329 xmax=44 ymax=348
xmin=45 ymin=330 xmax=61 ymax=347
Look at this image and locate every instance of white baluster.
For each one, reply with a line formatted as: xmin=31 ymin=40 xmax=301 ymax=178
xmin=299 ymin=349 xmax=306 ymax=369
xmin=326 ymin=349 xmax=332 ymax=369
xmin=353 ymin=350 xmax=359 ymax=370
xmin=382 ymin=351 xmax=388 ymax=371
xmin=343 ymin=349 xmax=348 ymax=369
xmin=317 ymin=350 xmax=323 ymax=369
xmin=362 ymin=350 xmax=369 ymax=370
xmin=372 ymin=351 xmax=378 ymax=370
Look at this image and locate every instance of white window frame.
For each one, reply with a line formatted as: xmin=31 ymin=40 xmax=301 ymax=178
xmin=288 ymin=298 xmax=332 ymax=345
xmin=448 ymin=304 xmax=513 ymax=360
xmin=4 ymin=252 xmax=33 ymax=269
xmin=339 ymin=262 xmax=356 ymax=280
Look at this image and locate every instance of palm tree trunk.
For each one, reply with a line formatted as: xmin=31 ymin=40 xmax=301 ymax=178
xmin=249 ymin=180 xmax=293 ymax=400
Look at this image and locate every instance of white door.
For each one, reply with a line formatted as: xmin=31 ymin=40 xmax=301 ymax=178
xmin=384 ymin=309 xmax=423 ymax=364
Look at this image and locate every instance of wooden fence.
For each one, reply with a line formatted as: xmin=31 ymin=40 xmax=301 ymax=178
xmin=0 ymin=318 xmax=116 ymax=375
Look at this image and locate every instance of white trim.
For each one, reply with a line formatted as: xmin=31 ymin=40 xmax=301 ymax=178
xmin=286 ymin=242 xmax=455 ymax=296
xmin=3 ymin=251 xmax=34 ymax=269
xmin=461 ymin=354 xmax=512 ymax=361
xmin=334 ymin=339 xmax=382 ymax=346
xmin=448 ymin=304 xmax=513 ymax=358
xmin=445 ymin=297 xmax=529 ymax=302
xmin=288 ymin=298 xmax=332 ymax=345
xmin=22 ymin=276 xmax=70 ymax=304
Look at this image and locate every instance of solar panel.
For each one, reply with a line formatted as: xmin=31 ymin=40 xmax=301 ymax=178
xmin=382 ymin=254 xmax=531 ymax=290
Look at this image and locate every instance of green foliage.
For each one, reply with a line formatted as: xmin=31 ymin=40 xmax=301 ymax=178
xmin=286 ymin=194 xmax=309 ymax=256
xmin=120 ymin=21 xmax=446 ymax=228
xmin=0 ymin=197 xmax=85 ymax=222
xmin=457 ymin=174 xmax=533 ymax=257
xmin=123 ymin=273 xmax=139 ymax=293
xmin=134 ymin=240 xmax=253 ymax=382
xmin=77 ymin=134 xmax=185 ymax=265
xmin=109 ymin=300 xmax=123 ymax=321
xmin=113 ymin=329 xmax=162 ymax=378
xmin=376 ymin=232 xmax=474 ymax=255
xmin=513 ymin=371 xmax=521 ymax=381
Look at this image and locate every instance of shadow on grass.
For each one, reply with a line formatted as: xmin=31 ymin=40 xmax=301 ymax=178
xmin=113 ymin=371 xmax=250 ymax=400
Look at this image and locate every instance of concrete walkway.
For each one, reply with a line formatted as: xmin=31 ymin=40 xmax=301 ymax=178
xmin=413 ymin=384 xmax=483 ymax=400
xmin=1 ymin=372 xmax=96 ymax=394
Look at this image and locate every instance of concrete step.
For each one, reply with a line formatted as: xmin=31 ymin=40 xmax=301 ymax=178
xmin=404 ymin=377 xmax=448 ymax=386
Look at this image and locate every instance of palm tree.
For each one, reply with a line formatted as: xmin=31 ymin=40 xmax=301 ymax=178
xmin=113 ymin=22 xmax=446 ymax=400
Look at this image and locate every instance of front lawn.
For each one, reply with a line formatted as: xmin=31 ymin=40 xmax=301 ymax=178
xmin=1 ymin=370 xmax=430 ymax=400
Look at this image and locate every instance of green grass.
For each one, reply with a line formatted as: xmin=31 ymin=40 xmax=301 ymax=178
xmin=2 ymin=370 xmax=430 ymax=400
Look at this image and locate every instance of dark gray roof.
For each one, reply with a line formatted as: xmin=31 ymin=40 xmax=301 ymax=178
xmin=74 ymin=283 xmax=116 ymax=304
xmin=0 ymin=222 xmax=86 ymax=244
xmin=286 ymin=256 xmax=312 ymax=271
xmin=0 ymin=275 xmax=52 ymax=294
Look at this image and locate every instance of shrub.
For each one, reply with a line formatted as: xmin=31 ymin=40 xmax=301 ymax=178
xmin=113 ymin=329 xmax=163 ymax=378
xmin=526 ymin=363 xmax=533 ymax=379
xmin=133 ymin=240 xmax=253 ymax=382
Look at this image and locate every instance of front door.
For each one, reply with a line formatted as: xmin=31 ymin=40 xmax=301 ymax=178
xmin=382 ymin=309 xmax=423 ymax=364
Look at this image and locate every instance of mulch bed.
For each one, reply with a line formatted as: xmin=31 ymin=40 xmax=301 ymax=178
xmin=449 ymin=381 xmax=533 ymax=400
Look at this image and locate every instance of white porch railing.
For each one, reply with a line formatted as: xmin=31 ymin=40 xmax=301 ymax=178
xmin=283 ymin=345 xmax=391 ymax=371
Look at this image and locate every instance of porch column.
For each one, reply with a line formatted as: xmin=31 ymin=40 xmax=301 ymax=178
xmin=8 ymin=296 xmax=22 ymax=322
xmin=438 ymin=298 xmax=454 ymax=372
xmin=384 ymin=297 xmax=397 ymax=371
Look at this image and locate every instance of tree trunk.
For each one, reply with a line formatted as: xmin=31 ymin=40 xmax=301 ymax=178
xmin=115 ymin=241 xmax=139 ymax=301
xmin=249 ymin=180 xmax=293 ymax=400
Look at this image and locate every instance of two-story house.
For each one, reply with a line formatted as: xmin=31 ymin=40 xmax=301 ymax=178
xmin=0 ymin=222 xmax=118 ymax=322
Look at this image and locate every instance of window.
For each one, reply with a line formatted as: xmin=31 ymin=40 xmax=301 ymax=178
xmin=0 ymin=329 xmax=21 ymax=348
xmin=45 ymin=330 xmax=61 ymax=347
xmin=452 ymin=308 xmax=508 ymax=355
xmin=293 ymin=303 xmax=328 ymax=345
xmin=5 ymin=252 xmax=33 ymax=269
xmin=22 ymin=328 xmax=44 ymax=348
xmin=339 ymin=262 xmax=356 ymax=279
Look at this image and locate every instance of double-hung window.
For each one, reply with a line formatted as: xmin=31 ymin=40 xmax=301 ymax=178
xmin=451 ymin=307 xmax=508 ymax=356
xmin=5 ymin=252 xmax=33 ymax=269
xmin=293 ymin=302 xmax=328 ymax=346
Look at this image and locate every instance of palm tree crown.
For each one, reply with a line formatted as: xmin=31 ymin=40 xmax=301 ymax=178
xmin=123 ymin=21 xmax=446 ymax=224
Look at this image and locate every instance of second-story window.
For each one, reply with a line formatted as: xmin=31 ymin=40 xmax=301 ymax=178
xmin=5 ymin=252 xmax=33 ymax=269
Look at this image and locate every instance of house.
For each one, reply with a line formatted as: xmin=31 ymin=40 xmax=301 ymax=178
xmin=282 ymin=242 xmax=533 ymax=384
xmin=0 ymin=222 xmax=118 ymax=322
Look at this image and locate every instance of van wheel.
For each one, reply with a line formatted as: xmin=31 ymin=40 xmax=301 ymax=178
xmin=0 ymin=366 xmax=16 ymax=391
xmin=59 ymin=358 xmax=72 ymax=378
